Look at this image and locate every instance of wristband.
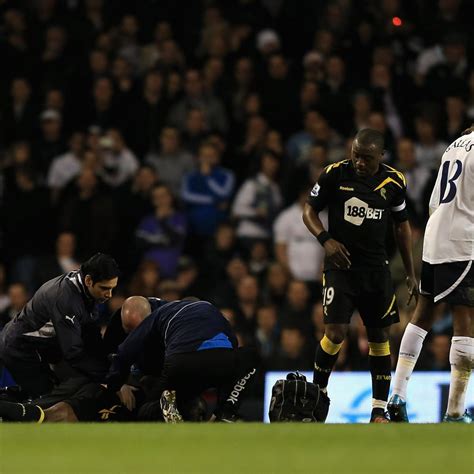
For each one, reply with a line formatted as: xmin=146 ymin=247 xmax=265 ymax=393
xmin=316 ymin=231 xmax=332 ymax=246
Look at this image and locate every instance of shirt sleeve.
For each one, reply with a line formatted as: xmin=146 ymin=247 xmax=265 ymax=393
xmin=390 ymin=181 xmax=409 ymax=223
xmin=106 ymin=315 xmax=157 ymax=392
xmin=306 ymin=167 xmax=336 ymax=212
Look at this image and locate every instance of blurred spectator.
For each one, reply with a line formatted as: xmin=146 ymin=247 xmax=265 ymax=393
xmin=278 ymin=280 xmax=313 ymax=332
xmin=443 ymin=95 xmax=470 ymax=142
xmin=114 ymin=164 xmax=158 ymax=269
xmin=262 ymin=262 xmax=291 ymax=307
xmin=234 ymin=114 xmax=268 ymax=184
xmin=128 ymin=260 xmax=161 ymax=297
xmin=210 ymin=256 xmax=249 ymax=308
xmin=228 ymin=57 xmax=255 ymax=125
xmin=2 ymin=78 xmax=36 ymax=146
xmin=2 ymin=168 xmax=52 ymax=290
xmin=414 ymin=116 xmax=448 ymax=170
xmin=255 ymin=304 xmax=279 ymax=360
xmin=155 ymin=39 xmax=186 ymax=74
xmin=139 ymin=21 xmax=174 ymax=72
xmin=232 ymin=274 xmax=261 ymax=337
xmin=394 ymin=138 xmax=431 ymax=224
xmin=58 ymin=167 xmax=117 ymax=260
xmin=232 ymin=149 xmax=283 ymax=248
xmin=168 ymin=68 xmax=228 ymax=134
xmin=111 ymin=56 xmax=136 ymax=107
xmin=247 ymin=240 xmax=271 ymax=282
xmin=37 ymin=25 xmax=74 ymax=93
xmin=99 ymin=129 xmax=139 ymax=188
xmin=320 ymin=55 xmax=352 ymax=135
xmin=128 ymin=69 xmax=169 ymax=157
xmin=146 ymin=126 xmax=194 ymax=196
xmin=286 ymin=110 xmax=323 ymax=165
xmin=202 ymin=221 xmax=237 ymax=283
xmin=274 ymin=186 xmax=326 ymax=286
xmin=181 ymin=141 xmax=235 ymax=253
xmin=33 ymin=232 xmax=80 ymax=290
xmin=157 ymin=279 xmax=182 ymax=301
xmin=2 ymin=141 xmax=33 ymax=195
xmin=351 ymin=90 xmax=373 ymax=132
xmin=47 ymin=131 xmax=85 ymax=201
xmin=85 ymin=76 xmax=121 ymax=132
xmin=135 ymin=183 xmax=186 ymax=279
xmin=34 ymin=109 xmax=67 ymax=177
xmin=181 ymin=108 xmax=209 ymax=155
xmin=368 ymin=111 xmax=395 ymax=159
xmin=423 ymin=33 xmax=469 ymax=101
xmin=261 ymin=53 xmax=298 ymax=137
xmin=369 ymin=63 xmax=403 ymax=139
xmin=0 ymin=283 xmax=29 ymax=330
xmin=176 ymin=256 xmax=206 ymax=299
xmin=268 ymin=326 xmax=312 ymax=371
xmin=115 ymin=15 xmax=141 ymax=71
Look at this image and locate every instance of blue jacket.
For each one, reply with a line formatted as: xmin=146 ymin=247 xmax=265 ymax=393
xmin=106 ymin=300 xmax=237 ymax=391
xmin=181 ymin=166 xmax=235 ymax=236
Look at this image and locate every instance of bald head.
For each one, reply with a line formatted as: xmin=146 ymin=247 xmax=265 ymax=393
xmin=121 ymin=296 xmax=151 ymax=333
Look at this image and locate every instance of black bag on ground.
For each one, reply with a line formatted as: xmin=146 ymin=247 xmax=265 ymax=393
xmin=268 ymin=372 xmax=330 ymax=422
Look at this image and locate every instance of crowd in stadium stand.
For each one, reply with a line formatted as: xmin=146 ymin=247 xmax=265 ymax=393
xmin=0 ymin=0 xmax=473 ymax=382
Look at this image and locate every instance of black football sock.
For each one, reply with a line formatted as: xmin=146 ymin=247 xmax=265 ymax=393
xmin=368 ymin=341 xmax=391 ymax=412
xmin=0 ymin=400 xmax=45 ymax=422
xmin=313 ymin=335 xmax=343 ymax=388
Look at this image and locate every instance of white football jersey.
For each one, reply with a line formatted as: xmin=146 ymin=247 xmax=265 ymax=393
xmin=422 ymin=131 xmax=474 ymax=264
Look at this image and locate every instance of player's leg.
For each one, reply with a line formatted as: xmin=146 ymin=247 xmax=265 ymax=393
xmin=388 ymin=294 xmax=435 ymax=421
xmin=313 ymin=323 xmax=348 ymax=391
xmin=444 ymin=304 xmax=473 ymax=421
xmin=1 ymin=354 xmax=56 ymax=399
xmin=313 ymin=271 xmax=353 ymax=394
xmin=0 ymin=400 xmax=45 ymax=422
xmin=358 ymin=268 xmax=400 ymax=423
xmin=214 ymin=346 xmax=260 ymax=422
xmin=365 ymin=326 xmax=392 ymax=423
xmin=388 ymin=261 xmax=439 ymax=421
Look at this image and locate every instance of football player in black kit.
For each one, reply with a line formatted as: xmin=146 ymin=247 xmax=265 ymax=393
xmin=303 ymin=128 xmax=418 ymax=423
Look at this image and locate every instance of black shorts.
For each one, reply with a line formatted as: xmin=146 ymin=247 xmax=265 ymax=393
xmin=64 ymin=383 xmax=145 ymax=421
xmin=420 ymin=260 xmax=474 ymax=306
xmin=322 ymin=268 xmax=399 ymax=327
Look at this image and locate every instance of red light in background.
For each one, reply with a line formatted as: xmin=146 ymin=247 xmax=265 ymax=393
xmin=392 ymin=16 xmax=402 ymax=27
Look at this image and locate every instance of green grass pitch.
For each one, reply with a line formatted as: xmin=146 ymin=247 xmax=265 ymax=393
xmin=1 ymin=423 xmax=472 ymax=474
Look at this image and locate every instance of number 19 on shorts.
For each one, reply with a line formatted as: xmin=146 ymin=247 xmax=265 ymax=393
xmin=323 ymin=286 xmax=334 ymax=306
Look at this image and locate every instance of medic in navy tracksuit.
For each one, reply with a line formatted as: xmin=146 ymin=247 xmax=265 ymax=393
xmin=106 ymin=298 xmax=259 ymax=420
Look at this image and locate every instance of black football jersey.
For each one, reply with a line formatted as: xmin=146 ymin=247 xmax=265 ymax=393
xmin=307 ymin=159 xmax=408 ymax=269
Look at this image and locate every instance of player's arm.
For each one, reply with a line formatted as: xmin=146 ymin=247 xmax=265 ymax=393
xmin=391 ymin=185 xmax=418 ymax=303
xmin=303 ymin=172 xmax=351 ymax=269
xmin=105 ymin=315 xmax=156 ymax=392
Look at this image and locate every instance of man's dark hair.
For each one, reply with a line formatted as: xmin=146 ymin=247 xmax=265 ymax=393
xmin=354 ymin=128 xmax=385 ymax=151
xmin=81 ymin=253 xmax=120 ymax=282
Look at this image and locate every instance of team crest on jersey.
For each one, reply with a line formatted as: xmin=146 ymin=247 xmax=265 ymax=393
xmin=344 ymin=197 xmax=383 ymax=226
xmin=380 ymin=188 xmax=387 ymax=200
xmin=310 ymin=183 xmax=320 ymax=197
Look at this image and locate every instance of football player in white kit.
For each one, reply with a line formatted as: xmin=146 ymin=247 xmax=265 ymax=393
xmin=388 ymin=125 xmax=474 ymax=423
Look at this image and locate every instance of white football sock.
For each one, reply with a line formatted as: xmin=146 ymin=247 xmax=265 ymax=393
xmin=446 ymin=337 xmax=473 ymax=418
xmin=392 ymin=323 xmax=428 ymax=400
